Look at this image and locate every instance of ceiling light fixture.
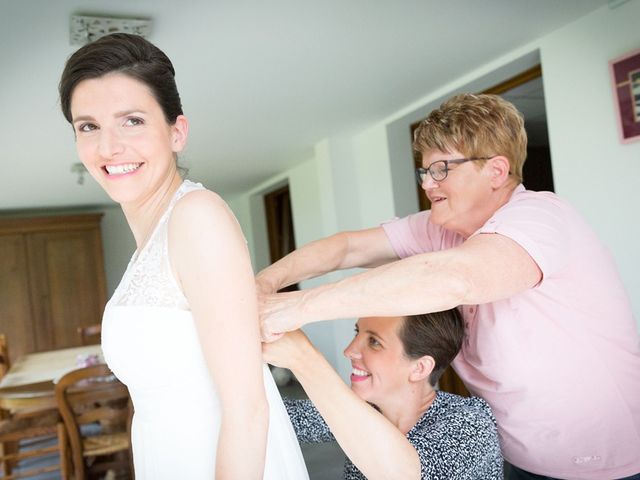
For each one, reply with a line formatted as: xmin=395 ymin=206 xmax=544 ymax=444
xmin=70 ymin=15 xmax=152 ymax=45
xmin=71 ymin=163 xmax=88 ymax=185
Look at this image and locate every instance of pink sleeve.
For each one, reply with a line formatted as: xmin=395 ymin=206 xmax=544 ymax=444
xmin=381 ymin=211 xmax=436 ymax=258
xmin=474 ymin=192 xmax=570 ymax=278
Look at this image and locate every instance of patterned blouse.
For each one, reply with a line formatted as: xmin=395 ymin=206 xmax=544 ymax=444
xmin=284 ymin=391 xmax=503 ymax=479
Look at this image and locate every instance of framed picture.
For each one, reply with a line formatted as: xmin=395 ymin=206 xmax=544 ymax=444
xmin=610 ymin=48 xmax=640 ymax=143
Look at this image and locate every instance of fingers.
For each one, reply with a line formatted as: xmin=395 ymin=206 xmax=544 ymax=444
xmin=261 ymin=331 xmax=284 ymax=343
xmin=261 ymin=330 xmax=314 ymax=373
xmin=260 ymin=308 xmax=284 ymax=343
xmin=259 ymin=292 xmax=301 ymax=333
xmin=261 ymin=331 xmax=289 ymax=369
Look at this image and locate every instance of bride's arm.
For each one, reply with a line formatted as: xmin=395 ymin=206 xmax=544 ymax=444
xmin=170 ymin=190 xmax=268 ymax=479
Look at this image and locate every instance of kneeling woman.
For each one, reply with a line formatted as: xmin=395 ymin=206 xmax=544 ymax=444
xmin=263 ymin=310 xmax=503 ymax=479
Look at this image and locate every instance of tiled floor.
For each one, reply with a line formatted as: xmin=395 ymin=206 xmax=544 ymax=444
xmin=300 ymin=441 xmax=345 ymax=480
xmin=278 ymin=379 xmax=346 ymax=480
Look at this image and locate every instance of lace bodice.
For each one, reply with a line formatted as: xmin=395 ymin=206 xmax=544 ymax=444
xmin=108 ymin=180 xmax=204 ymax=310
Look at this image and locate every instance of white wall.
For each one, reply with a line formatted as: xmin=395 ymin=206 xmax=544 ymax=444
xmin=539 ymin=1 xmax=640 ymax=323
xmin=100 ymin=206 xmax=136 ymax=296
xmin=229 ymin=144 xmax=356 ymax=379
xmin=228 ymin=0 xmax=640 ymax=379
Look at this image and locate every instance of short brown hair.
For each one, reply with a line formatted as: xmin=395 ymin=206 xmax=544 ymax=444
xmin=413 ymin=93 xmax=527 ymax=183
xmin=397 ymin=309 xmax=465 ymax=386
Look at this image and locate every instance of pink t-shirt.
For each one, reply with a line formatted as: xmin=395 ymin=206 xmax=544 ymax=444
xmin=382 ymin=185 xmax=640 ymax=479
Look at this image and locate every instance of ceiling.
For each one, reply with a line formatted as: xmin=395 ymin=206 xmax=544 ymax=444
xmin=0 ymin=0 xmax=609 ymax=210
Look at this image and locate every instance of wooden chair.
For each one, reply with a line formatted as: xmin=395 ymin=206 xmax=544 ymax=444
xmin=76 ymin=325 xmax=102 ymax=346
xmin=55 ymin=364 xmax=133 ymax=480
xmin=0 ymin=334 xmax=9 ymax=379
xmin=0 ymin=411 xmax=68 ymax=479
xmin=1 ymin=334 xmax=70 ymax=479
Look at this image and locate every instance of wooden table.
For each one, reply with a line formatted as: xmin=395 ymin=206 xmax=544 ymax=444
xmin=0 ymin=345 xmax=103 ymax=412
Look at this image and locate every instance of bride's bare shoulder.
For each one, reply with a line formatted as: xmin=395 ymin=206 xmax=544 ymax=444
xmin=170 ymin=188 xmax=239 ymax=233
xmin=167 ymin=187 xmax=249 ymax=277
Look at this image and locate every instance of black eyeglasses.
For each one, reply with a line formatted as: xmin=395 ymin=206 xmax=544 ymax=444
xmin=415 ymin=157 xmax=494 ymax=185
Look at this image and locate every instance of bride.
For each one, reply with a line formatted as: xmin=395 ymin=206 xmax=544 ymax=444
xmin=59 ymin=32 xmax=308 ymax=479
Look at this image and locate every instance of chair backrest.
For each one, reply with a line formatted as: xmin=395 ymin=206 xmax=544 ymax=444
xmin=76 ymin=324 xmax=102 ymax=346
xmin=0 ymin=413 xmax=68 ymax=479
xmin=55 ymin=364 xmax=131 ymax=480
xmin=0 ymin=334 xmax=9 ymax=379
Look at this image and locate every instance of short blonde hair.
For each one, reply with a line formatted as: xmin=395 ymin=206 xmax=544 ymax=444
xmin=413 ymin=93 xmax=527 ymax=183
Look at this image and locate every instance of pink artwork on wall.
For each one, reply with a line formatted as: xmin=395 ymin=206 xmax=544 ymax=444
xmin=610 ymin=47 xmax=640 ymax=143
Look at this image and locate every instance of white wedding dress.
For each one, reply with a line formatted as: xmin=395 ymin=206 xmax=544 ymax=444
xmin=102 ymin=180 xmax=309 ymax=479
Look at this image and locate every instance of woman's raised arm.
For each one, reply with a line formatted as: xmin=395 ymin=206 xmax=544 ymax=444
xmin=263 ymin=331 xmax=420 ymax=480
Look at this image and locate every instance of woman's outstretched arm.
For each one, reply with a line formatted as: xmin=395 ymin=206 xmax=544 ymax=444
xmin=255 ymin=227 xmax=398 ymax=295
xmin=260 ymin=233 xmax=541 ymax=337
xmin=263 ymin=331 xmax=420 ymax=480
xmin=171 ymin=190 xmax=268 ymax=479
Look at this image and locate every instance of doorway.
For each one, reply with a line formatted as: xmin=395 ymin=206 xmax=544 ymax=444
xmin=485 ymin=65 xmax=554 ymax=193
xmin=263 ymin=184 xmax=298 ymax=292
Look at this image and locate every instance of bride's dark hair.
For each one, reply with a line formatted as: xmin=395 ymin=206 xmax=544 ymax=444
xmin=59 ymin=33 xmax=183 ymax=126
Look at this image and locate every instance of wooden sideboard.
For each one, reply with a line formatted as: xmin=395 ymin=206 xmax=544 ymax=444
xmin=0 ymin=214 xmax=107 ymax=364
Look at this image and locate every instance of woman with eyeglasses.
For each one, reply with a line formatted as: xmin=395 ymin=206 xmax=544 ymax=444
xmin=263 ymin=310 xmax=503 ymax=479
xmin=257 ymin=94 xmax=640 ymax=480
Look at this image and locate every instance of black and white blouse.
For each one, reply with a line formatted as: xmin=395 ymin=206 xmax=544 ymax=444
xmin=284 ymin=391 xmax=503 ymax=479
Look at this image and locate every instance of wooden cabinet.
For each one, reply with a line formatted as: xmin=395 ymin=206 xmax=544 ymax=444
xmin=0 ymin=214 xmax=106 ymax=364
